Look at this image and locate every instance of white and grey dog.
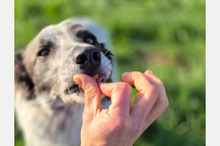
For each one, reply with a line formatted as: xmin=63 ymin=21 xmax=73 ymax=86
xmin=15 ymin=18 xmax=117 ymax=146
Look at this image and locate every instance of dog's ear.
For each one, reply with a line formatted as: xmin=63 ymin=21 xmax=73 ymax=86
xmin=100 ymin=43 xmax=113 ymax=61
xmin=14 ymin=50 xmax=34 ymax=97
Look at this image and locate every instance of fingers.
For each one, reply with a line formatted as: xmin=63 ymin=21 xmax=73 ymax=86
xmin=144 ymin=70 xmax=167 ymax=98
xmin=99 ymin=82 xmax=131 ymax=118
xmin=73 ymin=70 xmax=169 ymax=134
xmin=142 ymin=70 xmax=169 ymax=130
xmin=121 ymin=71 xmax=153 ymax=93
xmin=73 ymin=74 xmax=102 ymax=119
xmin=121 ymin=71 xmax=159 ymax=122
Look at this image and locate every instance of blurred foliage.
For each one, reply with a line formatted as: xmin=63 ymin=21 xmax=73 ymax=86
xmin=15 ymin=0 xmax=205 ymax=145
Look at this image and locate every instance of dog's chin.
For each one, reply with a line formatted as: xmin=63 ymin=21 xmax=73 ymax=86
xmin=60 ymin=75 xmax=107 ymax=104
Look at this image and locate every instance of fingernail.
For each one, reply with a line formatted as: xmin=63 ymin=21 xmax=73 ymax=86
xmin=149 ymin=70 xmax=155 ymax=75
xmin=73 ymin=75 xmax=82 ymax=87
xmin=145 ymin=70 xmax=154 ymax=76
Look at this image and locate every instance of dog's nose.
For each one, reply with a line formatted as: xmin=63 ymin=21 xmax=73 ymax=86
xmin=75 ymin=48 xmax=101 ymax=69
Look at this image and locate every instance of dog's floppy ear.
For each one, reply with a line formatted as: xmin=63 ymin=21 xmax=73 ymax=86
xmin=14 ymin=50 xmax=34 ymax=97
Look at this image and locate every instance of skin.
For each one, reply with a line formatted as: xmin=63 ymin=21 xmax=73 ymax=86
xmin=73 ymin=70 xmax=169 ymax=146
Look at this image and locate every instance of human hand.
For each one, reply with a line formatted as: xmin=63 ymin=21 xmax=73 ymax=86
xmin=73 ymin=70 xmax=169 ymax=146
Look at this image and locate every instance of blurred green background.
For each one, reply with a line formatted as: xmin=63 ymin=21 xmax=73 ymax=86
xmin=15 ymin=0 xmax=205 ymax=146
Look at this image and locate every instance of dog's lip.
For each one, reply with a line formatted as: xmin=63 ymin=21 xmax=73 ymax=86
xmin=96 ymin=76 xmax=105 ymax=83
xmin=64 ymin=75 xmax=106 ymax=95
xmin=64 ymin=84 xmax=80 ymax=95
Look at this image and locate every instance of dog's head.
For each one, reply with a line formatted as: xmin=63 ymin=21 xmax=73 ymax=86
xmin=15 ymin=19 xmax=113 ymax=103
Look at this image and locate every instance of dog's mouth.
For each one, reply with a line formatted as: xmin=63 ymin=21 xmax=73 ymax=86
xmin=64 ymin=75 xmax=106 ymax=95
xmin=64 ymin=84 xmax=81 ymax=95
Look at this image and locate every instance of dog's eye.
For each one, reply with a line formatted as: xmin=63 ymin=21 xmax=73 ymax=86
xmin=38 ymin=49 xmax=50 ymax=56
xmin=86 ymin=38 xmax=94 ymax=44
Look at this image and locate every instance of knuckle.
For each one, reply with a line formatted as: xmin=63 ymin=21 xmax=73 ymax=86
xmin=84 ymin=87 xmax=93 ymax=97
xmin=116 ymin=82 xmax=130 ymax=91
xmin=148 ymin=85 xmax=159 ymax=97
xmin=133 ymin=71 xmax=144 ymax=85
xmin=133 ymin=71 xmax=143 ymax=79
xmin=84 ymin=85 xmax=97 ymax=97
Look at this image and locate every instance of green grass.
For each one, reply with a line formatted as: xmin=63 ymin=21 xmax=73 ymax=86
xmin=15 ymin=0 xmax=205 ymax=145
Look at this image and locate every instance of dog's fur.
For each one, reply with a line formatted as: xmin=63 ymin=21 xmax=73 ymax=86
xmin=15 ymin=18 xmax=115 ymax=146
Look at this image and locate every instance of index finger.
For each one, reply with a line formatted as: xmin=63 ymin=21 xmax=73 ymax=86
xmin=99 ymin=82 xmax=131 ymax=118
xmin=121 ymin=71 xmax=154 ymax=94
xmin=121 ymin=71 xmax=159 ymax=121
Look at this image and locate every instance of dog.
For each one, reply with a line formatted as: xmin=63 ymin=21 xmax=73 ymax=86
xmin=15 ymin=18 xmax=115 ymax=146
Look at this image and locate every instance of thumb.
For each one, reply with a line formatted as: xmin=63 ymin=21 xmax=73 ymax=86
xmin=73 ymin=74 xmax=102 ymax=118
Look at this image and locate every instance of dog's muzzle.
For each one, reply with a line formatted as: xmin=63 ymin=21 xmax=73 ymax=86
xmin=64 ymin=46 xmax=105 ymax=95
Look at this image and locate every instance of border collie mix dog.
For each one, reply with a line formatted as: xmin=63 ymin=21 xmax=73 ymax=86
xmin=15 ymin=18 xmax=115 ymax=146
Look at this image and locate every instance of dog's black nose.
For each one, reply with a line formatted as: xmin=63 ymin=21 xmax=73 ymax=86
xmin=75 ymin=48 xmax=101 ymax=69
